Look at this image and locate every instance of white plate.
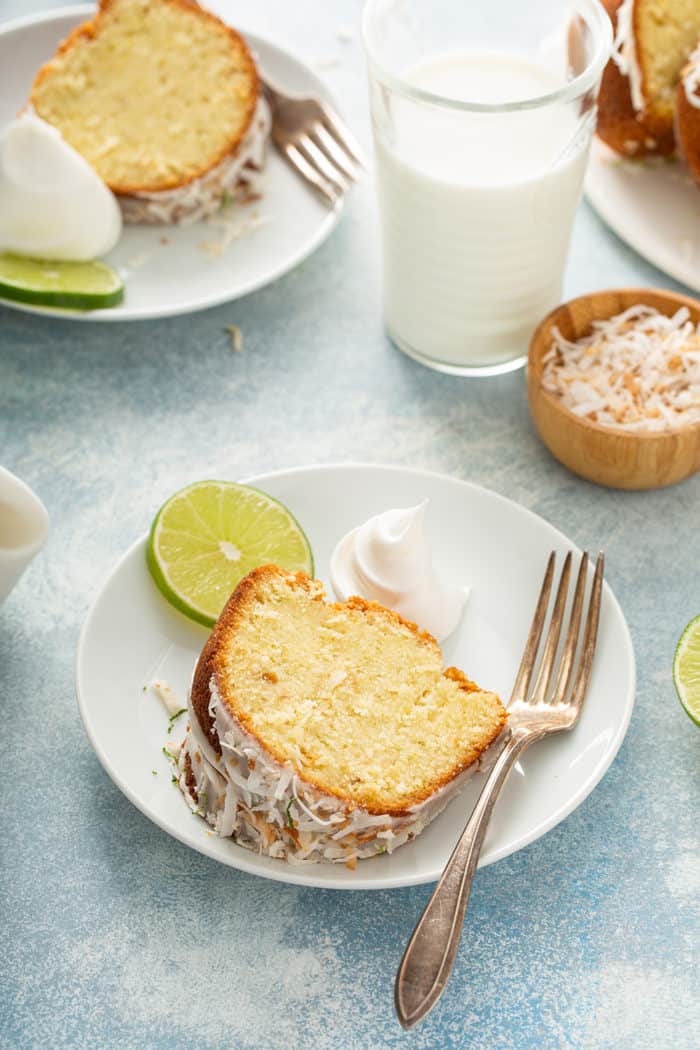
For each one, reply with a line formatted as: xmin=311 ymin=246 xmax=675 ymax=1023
xmin=76 ymin=464 xmax=636 ymax=890
xmin=0 ymin=6 xmax=342 ymax=321
xmin=586 ymin=138 xmax=700 ymax=293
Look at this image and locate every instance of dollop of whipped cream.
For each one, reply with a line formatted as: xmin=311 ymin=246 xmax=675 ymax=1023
xmin=0 ymin=113 xmax=122 ymax=260
xmin=330 ymin=501 xmax=468 ymax=642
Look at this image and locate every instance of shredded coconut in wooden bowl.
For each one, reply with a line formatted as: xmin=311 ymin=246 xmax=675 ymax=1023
xmin=541 ymin=305 xmax=700 ymax=431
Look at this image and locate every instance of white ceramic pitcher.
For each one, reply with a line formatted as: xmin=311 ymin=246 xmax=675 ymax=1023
xmin=0 ymin=465 xmax=49 ymax=603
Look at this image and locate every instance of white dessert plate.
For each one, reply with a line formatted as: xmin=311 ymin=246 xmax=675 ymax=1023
xmin=0 ymin=6 xmax=343 ymax=321
xmin=586 ymin=139 xmax=700 ymax=293
xmin=76 ymin=464 xmax=636 ymax=890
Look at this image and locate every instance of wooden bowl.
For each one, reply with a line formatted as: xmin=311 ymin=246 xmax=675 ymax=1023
xmin=528 ymin=288 xmax=700 ymax=491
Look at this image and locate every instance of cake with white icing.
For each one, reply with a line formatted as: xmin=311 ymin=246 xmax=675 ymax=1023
xmin=174 ymin=565 xmax=507 ymax=867
xmin=29 ymin=0 xmax=270 ymax=225
xmin=596 ymin=0 xmax=700 ymax=158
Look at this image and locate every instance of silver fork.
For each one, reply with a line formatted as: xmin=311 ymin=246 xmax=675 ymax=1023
xmin=395 ymin=550 xmax=604 ymax=1030
xmin=262 ymin=78 xmax=367 ymax=207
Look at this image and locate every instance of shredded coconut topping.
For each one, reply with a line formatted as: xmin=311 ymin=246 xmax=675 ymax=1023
xmin=683 ymin=44 xmax=700 ymax=110
xmin=611 ymin=0 xmax=645 ymax=114
xmin=171 ymin=680 xmax=505 ymax=866
xmin=542 ymin=304 xmax=700 ymax=431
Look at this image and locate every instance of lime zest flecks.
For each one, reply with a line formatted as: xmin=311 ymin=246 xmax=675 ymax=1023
xmin=167 ymin=707 xmax=187 ymax=733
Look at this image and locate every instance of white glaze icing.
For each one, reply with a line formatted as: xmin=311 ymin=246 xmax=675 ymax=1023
xmin=174 ymin=680 xmax=506 ymax=865
xmin=611 ymin=0 xmax=645 ymax=114
xmin=683 ymin=45 xmax=700 ymax=110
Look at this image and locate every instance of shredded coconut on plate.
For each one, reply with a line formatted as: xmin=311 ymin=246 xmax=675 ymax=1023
xmin=541 ymin=305 xmax=700 ymax=431
xmin=199 ymin=208 xmax=272 ymax=257
xmin=150 ymin=679 xmax=183 ymax=716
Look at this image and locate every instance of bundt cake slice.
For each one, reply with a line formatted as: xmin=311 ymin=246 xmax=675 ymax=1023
xmin=30 ymin=0 xmax=270 ymax=223
xmin=175 ymin=565 xmax=507 ymax=866
xmin=597 ymin=0 xmax=700 ymax=157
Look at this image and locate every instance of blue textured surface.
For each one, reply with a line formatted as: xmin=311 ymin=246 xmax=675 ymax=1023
xmin=1 ymin=2 xmax=699 ymax=1048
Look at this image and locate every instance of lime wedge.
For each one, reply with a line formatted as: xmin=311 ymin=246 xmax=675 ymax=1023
xmin=146 ymin=480 xmax=314 ymax=627
xmin=0 ymin=253 xmax=123 ymax=310
xmin=673 ymin=615 xmax=700 ymax=727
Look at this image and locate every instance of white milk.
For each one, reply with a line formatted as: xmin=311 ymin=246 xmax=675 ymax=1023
xmin=375 ymin=51 xmax=590 ymax=370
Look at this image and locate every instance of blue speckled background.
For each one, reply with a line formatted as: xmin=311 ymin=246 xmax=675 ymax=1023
xmin=1 ymin=2 xmax=699 ymax=1047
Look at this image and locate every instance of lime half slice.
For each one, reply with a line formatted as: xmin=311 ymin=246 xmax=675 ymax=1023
xmin=147 ymin=480 xmax=314 ymax=627
xmin=0 ymin=253 xmax=123 ymax=310
xmin=673 ymin=614 xmax=700 ymax=727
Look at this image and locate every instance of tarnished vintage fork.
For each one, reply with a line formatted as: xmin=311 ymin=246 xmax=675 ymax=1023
xmin=262 ymin=79 xmax=367 ymax=207
xmin=395 ymin=550 xmax=604 ymax=1030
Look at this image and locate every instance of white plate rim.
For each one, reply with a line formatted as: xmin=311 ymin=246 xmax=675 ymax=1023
xmin=585 ymin=139 xmax=700 ymax=293
xmin=0 ymin=5 xmax=342 ymax=322
xmin=75 ymin=462 xmax=636 ymax=890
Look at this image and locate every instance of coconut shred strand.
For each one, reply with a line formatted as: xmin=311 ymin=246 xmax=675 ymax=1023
xmin=610 ymin=0 xmax=645 ymax=113
xmin=541 ymin=305 xmax=700 ymax=431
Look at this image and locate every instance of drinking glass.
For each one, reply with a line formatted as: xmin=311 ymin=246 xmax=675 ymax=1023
xmin=362 ymin=0 xmax=612 ymax=375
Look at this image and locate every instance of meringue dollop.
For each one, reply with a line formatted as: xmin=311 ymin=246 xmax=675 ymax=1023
xmin=0 ymin=113 xmax=122 ymax=261
xmin=329 ymin=501 xmax=468 ymax=641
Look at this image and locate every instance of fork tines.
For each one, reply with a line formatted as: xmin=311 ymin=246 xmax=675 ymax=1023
xmin=284 ymin=121 xmax=365 ymax=205
xmin=264 ymin=80 xmax=367 ymax=207
xmin=510 ymin=551 xmax=604 ymax=712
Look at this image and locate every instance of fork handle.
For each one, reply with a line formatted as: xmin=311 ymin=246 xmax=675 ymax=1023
xmin=395 ymin=728 xmax=533 ymax=1029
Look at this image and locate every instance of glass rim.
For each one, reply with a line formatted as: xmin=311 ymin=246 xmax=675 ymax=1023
xmin=361 ymin=0 xmax=613 ymax=114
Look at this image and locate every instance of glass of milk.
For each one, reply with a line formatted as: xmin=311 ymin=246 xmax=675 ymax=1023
xmin=362 ymin=0 xmax=612 ymax=375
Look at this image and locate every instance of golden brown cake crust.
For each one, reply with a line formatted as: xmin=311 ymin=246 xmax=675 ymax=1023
xmin=190 ymin=567 xmax=322 ymax=757
xmin=676 ymin=60 xmax=700 ymax=184
xmin=30 ymin=0 xmax=259 ymax=194
xmin=190 ymin=564 xmax=507 ymax=818
xmin=596 ymin=0 xmax=675 ymax=158
xmin=190 ymin=619 xmax=225 ymax=756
